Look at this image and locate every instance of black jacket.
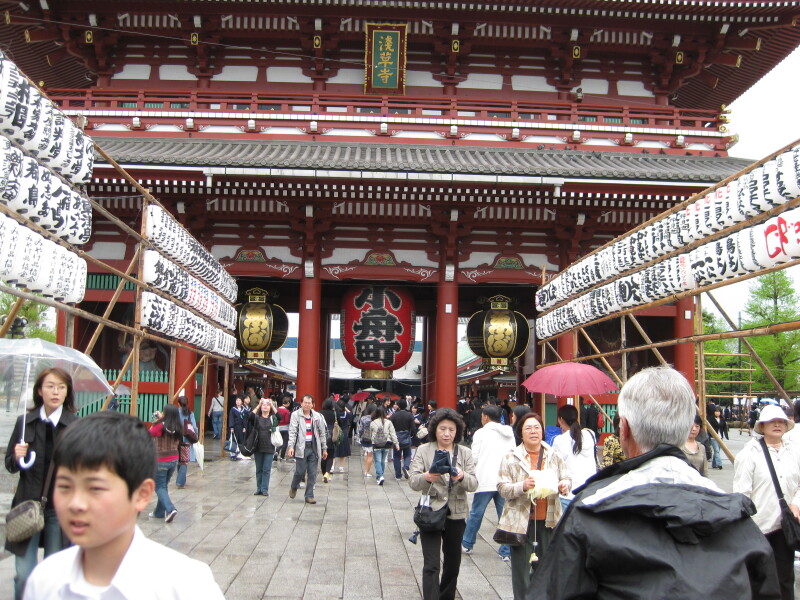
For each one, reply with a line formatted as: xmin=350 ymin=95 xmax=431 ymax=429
xmin=4 ymin=408 xmax=78 ymax=556
xmin=529 ymin=444 xmax=780 ymax=600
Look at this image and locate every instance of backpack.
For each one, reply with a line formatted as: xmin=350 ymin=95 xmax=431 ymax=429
xmin=359 ymin=416 xmax=372 ymax=444
xmin=373 ymin=420 xmax=389 ymax=447
xmin=332 ymin=419 xmax=344 ymax=445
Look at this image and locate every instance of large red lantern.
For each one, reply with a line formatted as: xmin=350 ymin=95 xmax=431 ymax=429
xmin=341 ymin=285 xmax=415 ymax=379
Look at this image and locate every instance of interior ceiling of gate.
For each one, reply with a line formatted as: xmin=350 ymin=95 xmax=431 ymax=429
xmin=234 ymin=276 xmax=537 ymax=320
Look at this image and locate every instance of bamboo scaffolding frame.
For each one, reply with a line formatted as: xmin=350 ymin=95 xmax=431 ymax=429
xmin=0 ymin=296 xmax=24 ymax=338
xmin=626 ymin=314 xmax=668 ymax=367
xmin=171 ymin=356 xmax=207 ymax=403
xmin=577 ymin=327 xmax=624 ymax=386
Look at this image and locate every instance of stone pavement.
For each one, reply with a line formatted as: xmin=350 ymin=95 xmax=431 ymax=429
xmin=0 ymin=406 xmax=748 ymax=600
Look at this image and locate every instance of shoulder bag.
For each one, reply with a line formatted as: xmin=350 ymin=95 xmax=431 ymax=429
xmin=414 ymin=445 xmax=458 ymax=533
xmin=241 ymin=427 xmax=259 ymax=457
xmin=183 ymin=418 xmax=199 ymax=444
xmin=493 ymin=446 xmax=545 ymax=547
xmin=759 ymin=437 xmax=800 ymax=550
xmin=6 ymin=458 xmax=55 ymax=543
xmin=332 ymin=419 xmax=344 ymax=445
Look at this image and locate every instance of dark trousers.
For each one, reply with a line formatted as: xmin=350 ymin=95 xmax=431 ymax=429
xmin=321 ymin=438 xmax=334 ymax=474
xmin=279 ymin=430 xmax=289 ymax=458
xmin=393 ymin=444 xmax=412 ymax=477
xmin=766 ymin=529 xmax=795 ymax=600
xmin=291 ymin=442 xmax=318 ymax=499
xmin=419 ymin=518 xmax=466 ymax=600
xmin=510 ymin=519 xmax=553 ymax=600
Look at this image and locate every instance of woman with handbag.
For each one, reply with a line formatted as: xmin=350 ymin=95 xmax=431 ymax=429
xmin=733 ymin=404 xmax=800 ymax=600
xmin=332 ymin=399 xmax=353 ymax=473
xmin=497 ymin=412 xmax=570 ymax=600
xmin=319 ymin=397 xmax=336 ymax=482
xmin=251 ymin=399 xmax=280 ymax=496
xmin=228 ymin=395 xmax=247 ymax=460
xmin=370 ymin=406 xmax=398 ymax=485
xmin=176 ymin=396 xmax=197 ymax=489
xmin=148 ymin=404 xmax=183 ymax=524
xmin=5 ymin=367 xmax=78 ymax=600
xmin=409 ymin=408 xmax=477 ymax=600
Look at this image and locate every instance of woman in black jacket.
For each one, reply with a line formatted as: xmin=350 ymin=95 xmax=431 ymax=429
xmin=319 ymin=397 xmax=336 ymax=482
xmin=251 ymin=399 xmax=278 ymax=496
xmin=228 ymin=394 xmax=248 ymax=460
xmin=4 ymin=367 xmax=79 ymax=600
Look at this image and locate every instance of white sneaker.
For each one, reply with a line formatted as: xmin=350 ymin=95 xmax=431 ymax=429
xmin=377 ymin=477 xmax=384 ymax=486
xmin=337 ymin=466 xmax=345 ymax=473
xmin=299 ymin=482 xmax=305 ymax=488
xmin=462 ymin=546 xmax=473 ymax=555
xmin=364 ymin=473 xmax=373 ymax=477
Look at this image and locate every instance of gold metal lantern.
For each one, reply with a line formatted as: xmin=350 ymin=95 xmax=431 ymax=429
xmin=237 ymin=288 xmax=289 ymax=366
xmin=466 ymin=295 xmax=530 ymax=372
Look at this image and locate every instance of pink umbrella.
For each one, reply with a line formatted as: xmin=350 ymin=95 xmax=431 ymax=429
xmin=522 ymin=362 xmax=618 ymax=396
xmin=351 ymin=391 xmax=371 ymax=402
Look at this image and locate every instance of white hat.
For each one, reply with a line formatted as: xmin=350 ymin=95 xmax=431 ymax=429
xmin=754 ymin=404 xmax=794 ymax=435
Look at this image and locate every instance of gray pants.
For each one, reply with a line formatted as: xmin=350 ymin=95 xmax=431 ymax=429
xmin=509 ymin=519 xmax=553 ymax=600
xmin=291 ymin=442 xmax=318 ymax=499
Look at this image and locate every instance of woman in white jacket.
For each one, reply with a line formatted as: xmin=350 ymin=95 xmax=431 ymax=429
xmin=552 ymin=404 xmax=597 ymax=509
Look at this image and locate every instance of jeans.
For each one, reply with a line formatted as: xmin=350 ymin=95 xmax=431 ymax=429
xmin=393 ymin=444 xmax=412 ymax=477
xmin=153 ymin=460 xmax=177 ymax=517
xmin=254 ymin=451 xmax=275 ymax=494
xmin=710 ymin=437 xmax=722 ymax=468
xmin=462 ymin=491 xmax=510 ymax=557
xmin=211 ymin=411 xmax=223 ymax=438
xmin=420 ymin=518 xmax=466 ymax=600
xmin=14 ymin=507 xmax=62 ymax=600
xmin=176 ymin=463 xmax=188 ymax=487
xmin=510 ymin=520 xmax=553 ymax=600
xmin=374 ymin=448 xmax=389 ymax=478
xmin=291 ymin=443 xmax=318 ymax=499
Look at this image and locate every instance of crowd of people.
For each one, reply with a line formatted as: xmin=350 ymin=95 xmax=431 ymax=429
xmin=6 ymin=368 xmax=800 ymax=600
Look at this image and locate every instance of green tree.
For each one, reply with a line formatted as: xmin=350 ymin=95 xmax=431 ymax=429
xmin=0 ymin=292 xmax=56 ymax=341
xmin=740 ymin=270 xmax=800 ymax=393
xmin=701 ymin=310 xmax=741 ymax=404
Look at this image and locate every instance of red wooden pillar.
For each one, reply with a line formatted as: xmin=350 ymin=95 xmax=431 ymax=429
xmin=423 ymin=315 xmax=435 ymax=404
xmin=174 ymin=346 xmax=196 ymax=405
xmin=297 ymin=270 xmax=322 ymax=408
xmin=434 ymin=279 xmax=458 ymax=410
xmin=55 ymin=311 xmax=68 ymax=345
xmin=674 ymin=296 xmax=696 ymax=393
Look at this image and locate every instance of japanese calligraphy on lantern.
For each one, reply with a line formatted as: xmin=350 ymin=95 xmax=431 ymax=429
xmin=364 ymin=23 xmax=407 ymax=95
xmin=341 ymin=285 xmax=415 ymax=378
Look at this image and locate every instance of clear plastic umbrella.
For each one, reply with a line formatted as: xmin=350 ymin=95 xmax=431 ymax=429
xmin=0 ymin=338 xmax=114 ymax=469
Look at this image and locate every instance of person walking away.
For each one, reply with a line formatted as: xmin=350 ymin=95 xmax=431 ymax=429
xmin=390 ymin=398 xmax=416 ymax=479
xmin=287 ymin=395 xmax=328 ymax=504
xmin=708 ymin=408 xmax=724 ymax=470
xmin=358 ymin=405 xmax=376 ymax=477
xmin=461 ymin=404 xmax=516 ymax=562
xmin=734 ymin=404 xmax=800 ymax=600
xmin=682 ymin=414 xmax=708 ymax=476
xmin=251 ymin=399 xmax=279 ymax=496
xmin=581 ymin=401 xmax=600 ymax=441
xmin=228 ymin=395 xmax=248 ymax=460
xmin=176 ymin=396 xmax=197 ymax=489
xmin=319 ymin=397 xmax=336 ymax=482
xmin=148 ymin=404 xmax=182 ymax=524
xmin=332 ymin=399 xmax=353 ymax=473
xmin=552 ymin=404 xmax=597 ymax=510
xmin=5 ymin=367 xmax=78 ymax=600
xmin=530 ymin=366 xmax=779 ymax=600
xmin=409 ymin=408 xmax=478 ymax=600
xmin=498 ymin=412 xmax=570 ymax=600
xmin=208 ymin=389 xmax=224 ymax=439
xmin=370 ymin=407 xmax=398 ymax=485
xmin=276 ymin=395 xmax=292 ymax=460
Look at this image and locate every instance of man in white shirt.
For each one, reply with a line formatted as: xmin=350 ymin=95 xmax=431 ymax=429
xmin=24 ymin=412 xmax=224 ymax=600
xmin=461 ymin=404 xmax=516 ymax=561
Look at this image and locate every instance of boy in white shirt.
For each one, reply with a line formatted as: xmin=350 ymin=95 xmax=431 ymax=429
xmin=24 ymin=411 xmax=224 ymax=599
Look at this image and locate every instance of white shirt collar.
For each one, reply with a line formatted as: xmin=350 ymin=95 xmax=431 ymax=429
xmin=40 ymin=404 xmax=63 ymax=426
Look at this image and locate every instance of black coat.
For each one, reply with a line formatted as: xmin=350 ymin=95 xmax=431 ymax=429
xmin=529 ymin=445 xmax=780 ymax=600
xmin=4 ymin=408 xmax=78 ymax=556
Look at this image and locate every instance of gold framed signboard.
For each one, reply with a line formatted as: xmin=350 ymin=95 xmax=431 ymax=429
xmin=364 ymin=23 xmax=407 ymax=95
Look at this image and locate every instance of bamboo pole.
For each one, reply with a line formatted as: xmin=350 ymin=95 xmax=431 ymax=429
xmin=84 ymin=247 xmax=141 ymax=355
xmin=0 ymin=297 xmax=24 ymax=338
xmin=100 ymin=351 xmax=135 ymax=411
xmin=221 ymin=363 xmax=231 ymax=458
xmin=620 ymin=315 xmax=627 ymax=384
xmin=695 ymin=294 xmax=707 ymax=425
xmin=705 ymin=291 xmax=793 ymax=406
xmin=626 ymin=314 xmax=668 ymax=367
xmin=578 ymin=327 xmax=624 ymax=386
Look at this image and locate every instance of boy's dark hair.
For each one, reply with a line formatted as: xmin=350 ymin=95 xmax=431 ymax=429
xmin=482 ymin=404 xmax=502 ymax=422
xmin=397 ymin=398 xmax=408 ymax=411
xmin=54 ymin=412 xmax=155 ymax=498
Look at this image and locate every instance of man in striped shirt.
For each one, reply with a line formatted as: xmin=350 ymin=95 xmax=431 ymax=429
xmin=287 ymin=395 xmax=328 ymax=504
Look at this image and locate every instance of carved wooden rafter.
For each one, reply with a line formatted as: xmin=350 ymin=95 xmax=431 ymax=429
xmin=297 ymin=17 xmax=341 ymax=86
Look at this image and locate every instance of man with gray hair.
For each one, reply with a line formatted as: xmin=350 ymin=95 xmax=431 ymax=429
xmin=529 ymin=366 xmax=779 ymax=599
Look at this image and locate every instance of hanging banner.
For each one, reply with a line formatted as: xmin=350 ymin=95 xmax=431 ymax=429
xmin=364 ymin=23 xmax=407 ymax=95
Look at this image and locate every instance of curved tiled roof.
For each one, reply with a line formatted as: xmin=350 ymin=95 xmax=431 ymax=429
xmin=95 ymin=137 xmax=754 ymax=183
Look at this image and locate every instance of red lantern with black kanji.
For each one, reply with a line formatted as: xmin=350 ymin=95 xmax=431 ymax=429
xmin=341 ymin=285 xmax=415 ymax=379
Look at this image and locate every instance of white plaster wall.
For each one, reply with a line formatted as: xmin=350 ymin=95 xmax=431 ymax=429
xmin=267 ymin=66 xmax=312 ymax=83
xmin=112 ymin=64 xmax=152 ymax=80
xmin=211 ymin=66 xmax=259 ymax=82
xmin=512 ymin=75 xmax=555 ymax=92
xmin=87 ymin=242 xmax=127 ymax=261
xmin=260 ymin=127 xmax=305 ymax=135
xmin=579 ymin=78 xmax=609 ymax=95
xmin=459 ymin=73 xmax=503 ymax=90
xmin=406 ymin=70 xmax=440 ymax=88
xmin=617 ymin=80 xmax=653 ymax=97
xmin=159 ymin=65 xmax=197 ymax=81
xmin=327 ymin=68 xmax=364 ymax=85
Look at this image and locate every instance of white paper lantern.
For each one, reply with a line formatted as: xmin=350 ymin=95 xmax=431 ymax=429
xmin=0 ymin=213 xmax=20 ymax=280
xmin=775 ymin=149 xmax=800 ymax=202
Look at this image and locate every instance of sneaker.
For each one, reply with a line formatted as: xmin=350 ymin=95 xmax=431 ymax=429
xmin=289 ymin=488 xmax=297 ymax=499
xmin=323 ymin=473 xmax=330 ymax=483
xmin=364 ymin=473 xmax=373 ymax=478
xmin=305 ymin=497 xmax=317 ymax=504
xmin=402 ymin=467 xmax=410 ymax=479
xmin=254 ymin=491 xmax=264 ymax=496
xmin=500 ymin=555 xmax=510 ymax=563
xmin=299 ymin=482 xmax=305 ymax=489
xmin=462 ymin=546 xmax=473 ymax=555
xmin=377 ymin=477 xmax=384 ymax=486
xmin=176 ymin=484 xmax=185 ymax=489
xmin=165 ymin=510 xmax=178 ymax=523
xmin=148 ymin=512 xmax=162 ymax=519
xmin=337 ymin=466 xmax=345 ymax=473
xmin=395 ymin=475 xmax=403 ymax=480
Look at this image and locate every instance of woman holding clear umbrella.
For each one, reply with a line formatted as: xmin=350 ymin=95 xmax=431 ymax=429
xmin=4 ymin=367 xmax=78 ymax=600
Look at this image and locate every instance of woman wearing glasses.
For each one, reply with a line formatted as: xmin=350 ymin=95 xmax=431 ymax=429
xmin=4 ymin=367 xmax=79 ymax=600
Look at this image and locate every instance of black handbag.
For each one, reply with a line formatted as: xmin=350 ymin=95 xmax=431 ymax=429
xmin=492 ymin=528 xmax=528 ymax=547
xmin=413 ymin=446 xmax=458 ymax=533
xmin=759 ymin=438 xmax=800 ymax=550
xmin=240 ymin=428 xmax=258 ymax=457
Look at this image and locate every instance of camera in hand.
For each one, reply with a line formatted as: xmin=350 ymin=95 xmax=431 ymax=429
xmin=429 ymin=449 xmax=458 ymax=476
xmin=152 ymin=411 xmax=160 ymax=421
